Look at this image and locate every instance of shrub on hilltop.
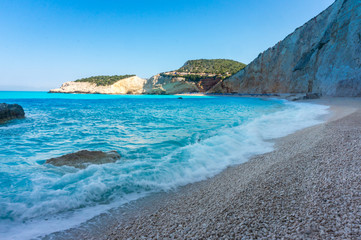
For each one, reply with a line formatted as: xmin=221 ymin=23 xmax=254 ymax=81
xmin=176 ymin=59 xmax=246 ymax=75
xmin=75 ymin=75 xmax=135 ymax=86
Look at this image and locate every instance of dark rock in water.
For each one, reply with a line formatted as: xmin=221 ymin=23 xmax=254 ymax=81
xmin=285 ymin=92 xmax=321 ymax=101
xmin=285 ymin=94 xmax=306 ymax=101
xmin=46 ymin=150 xmax=121 ymax=169
xmin=178 ymin=97 xmax=183 ymax=99
xmin=0 ymin=103 xmax=25 ymax=123
xmin=303 ymin=93 xmax=322 ymax=99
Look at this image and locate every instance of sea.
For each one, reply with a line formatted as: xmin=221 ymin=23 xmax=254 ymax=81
xmin=0 ymin=91 xmax=329 ymax=239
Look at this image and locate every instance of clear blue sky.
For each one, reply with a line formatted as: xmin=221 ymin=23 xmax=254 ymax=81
xmin=0 ymin=0 xmax=334 ymax=91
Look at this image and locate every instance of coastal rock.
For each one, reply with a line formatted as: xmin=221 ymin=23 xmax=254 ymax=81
xmin=143 ymin=59 xmax=245 ymax=94
xmin=49 ymin=76 xmax=146 ymax=94
xmin=303 ymin=93 xmax=322 ymax=100
xmin=0 ymin=103 xmax=25 ymax=123
xmin=144 ymin=74 xmax=199 ymax=94
xmin=209 ymin=0 xmax=361 ymax=96
xmin=46 ymin=150 xmax=121 ymax=168
xmin=285 ymin=94 xmax=306 ymax=101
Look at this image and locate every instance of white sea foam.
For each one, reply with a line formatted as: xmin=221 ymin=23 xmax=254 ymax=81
xmin=0 ymin=100 xmax=329 ymax=240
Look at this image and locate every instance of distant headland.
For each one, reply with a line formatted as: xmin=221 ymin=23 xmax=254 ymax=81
xmin=49 ymin=59 xmax=246 ymax=95
xmin=51 ymin=0 xmax=361 ymax=97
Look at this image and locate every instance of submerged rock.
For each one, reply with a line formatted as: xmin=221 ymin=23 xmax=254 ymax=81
xmin=0 ymin=103 xmax=25 ymax=123
xmin=46 ymin=150 xmax=121 ymax=168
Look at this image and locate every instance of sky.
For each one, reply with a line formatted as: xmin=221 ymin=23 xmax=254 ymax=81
xmin=0 ymin=0 xmax=334 ymax=91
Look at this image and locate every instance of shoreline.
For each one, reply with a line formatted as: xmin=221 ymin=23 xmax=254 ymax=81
xmin=44 ymin=97 xmax=361 ymax=239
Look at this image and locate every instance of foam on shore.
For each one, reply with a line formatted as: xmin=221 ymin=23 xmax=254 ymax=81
xmin=100 ymin=98 xmax=361 ymax=239
xmin=0 ymin=99 xmax=329 ymax=240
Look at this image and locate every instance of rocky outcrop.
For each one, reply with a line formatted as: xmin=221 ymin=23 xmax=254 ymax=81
xmin=46 ymin=150 xmax=121 ymax=168
xmin=144 ymin=74 xmax=224 ymax=94
xmin=0 ymin=103 xmax=25 ymax=123
xmin=143 ymin=74 xmax=199 ymax=94
xmin=50 ymin=76 xmax=146 ymax=94
xmin=197 ymin=76 xmax=224 ymax=92
xmin=210 ymin=0 xmax=361 ymax=96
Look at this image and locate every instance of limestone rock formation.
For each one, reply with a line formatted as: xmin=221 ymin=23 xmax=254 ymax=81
xmin=49 ymin=76 xmax=146 ymax=94
xmin=143 ymin=73 xmax=224 ymax=94
xmin=210 ymin=0 xmax=361 ymax=96
xmin=143 ymin=74 xmax=199 ymax=94
xmin=0 ymin=103 xmax=25 ymax=123
xmin=46 ymin=150 xmax=121 ymax=169
xmin=144 ymin=59 xmax=246 ymax=94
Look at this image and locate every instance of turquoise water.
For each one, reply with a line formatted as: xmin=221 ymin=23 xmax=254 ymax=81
xmin=0 ymin=91 xmax=328 ymax=239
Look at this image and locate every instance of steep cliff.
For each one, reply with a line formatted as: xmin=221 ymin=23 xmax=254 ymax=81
xmin=144 ymin=59 xmax=246 ymax=94
xmin=210 ymin=0 xmax=361 ymax=96
xmin=50 ymin=76 xmax=146 ymax=94
xmin=144 ymin=74 xmax=199 ymax=94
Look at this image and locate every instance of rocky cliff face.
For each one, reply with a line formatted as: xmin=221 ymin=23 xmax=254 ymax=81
xmin=210 ymin=0 xmax=361 ymax=96
xmin=143 ymin=74 xmax=219 ymax=94
xmin=50 ymin=76 xmax=146 ymax=94
xmin=144 ymin=74 xmax=199 ymax=94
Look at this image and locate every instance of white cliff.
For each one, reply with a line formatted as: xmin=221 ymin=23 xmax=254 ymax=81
xmin=50 ymin=76 xmax=147 ymax=94
xmin=210 ymin=0 xmax=361 ymax=96
xmin=143 ymin=74 xmax=199 ymax=94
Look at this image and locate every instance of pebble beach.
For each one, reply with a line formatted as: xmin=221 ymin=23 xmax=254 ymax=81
xmin=45 ymin=97 xmax=361 ymax=240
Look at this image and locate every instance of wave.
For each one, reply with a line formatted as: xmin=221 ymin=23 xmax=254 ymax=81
xmin=0 ymin=101 xmax=329 ymax=240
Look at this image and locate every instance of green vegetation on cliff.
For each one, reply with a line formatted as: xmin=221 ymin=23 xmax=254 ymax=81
xmin=75 ymin=75 xmax=135 ymax=86
xmin=158 ymin=59 xmax=246 ymax=85
xmin=176 ymin=59 xmax=246 ymax=75
xmin=159 ymin=73 xmax=220 ymax=82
